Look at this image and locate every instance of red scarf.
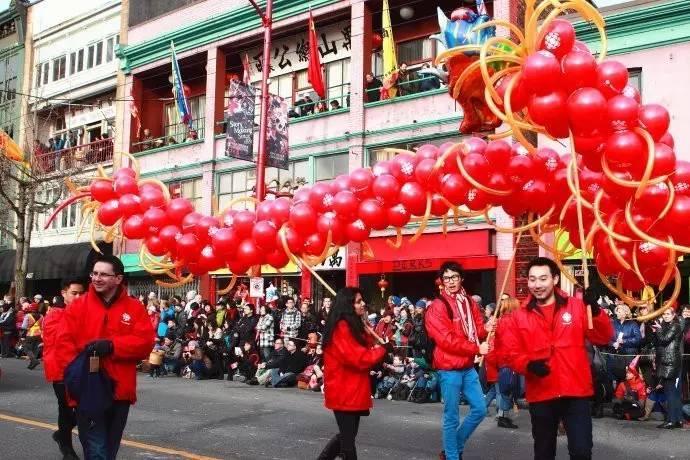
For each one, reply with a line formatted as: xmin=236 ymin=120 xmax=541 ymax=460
xmin=445 ymin=287 xmax=478 ymax=344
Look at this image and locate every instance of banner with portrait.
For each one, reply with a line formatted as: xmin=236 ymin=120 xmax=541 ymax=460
xmin=224 ymin=80 xmax=256 ymax=162
xmin=267 ymin=95 xmax=289 ymax=170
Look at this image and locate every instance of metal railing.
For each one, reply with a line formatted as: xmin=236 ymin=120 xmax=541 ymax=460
xmin=365 ymin=74 xmax=443 ymax=102
xmin=34 ymin=138 xmax=114 ymax=175
xmin=132 ymin=117 xmax=205 ymax=153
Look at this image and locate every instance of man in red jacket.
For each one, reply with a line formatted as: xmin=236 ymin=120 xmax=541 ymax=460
xmin=425 ymin=261 xmax=492 ymax=460
xmin=43 ymin=279 xmax=85 ymax=459
xmin=499 ymin=257 xmax=613 ymax=460
xmin=59 ymin=255 xmax=154 ymax=460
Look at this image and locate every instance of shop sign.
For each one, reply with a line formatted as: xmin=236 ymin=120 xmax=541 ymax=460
xmin=314 ymin=247 xmax=346 ymax=271
xmin=249 ymin=276 xmax=264 ymax=297
xmin=392 ymin=259 xmax=434 ymax=272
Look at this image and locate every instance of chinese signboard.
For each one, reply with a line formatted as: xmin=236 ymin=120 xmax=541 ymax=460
xmin=224 ymin=80 xmax=256 ymax=162
xmin=314 ymin=247 xmax=347 ymax=271
xmin=267 ymin=95 xmax=288 ymax=170
xmin=246 ymin=21 xmax=351 ymax=83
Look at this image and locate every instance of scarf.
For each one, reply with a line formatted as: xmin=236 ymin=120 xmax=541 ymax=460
xmin=445 ymin=287 xmax=478 ymax=344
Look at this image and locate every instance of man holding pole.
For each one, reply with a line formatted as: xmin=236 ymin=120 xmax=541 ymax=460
xmin=499 ymin=257 xmax=613 ymax=460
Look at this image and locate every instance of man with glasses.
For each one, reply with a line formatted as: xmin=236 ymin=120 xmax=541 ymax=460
xmin=425 ymin=261 xmax=493 ymax=460
xmin=59 ymin=255 xmax=154 ymax=459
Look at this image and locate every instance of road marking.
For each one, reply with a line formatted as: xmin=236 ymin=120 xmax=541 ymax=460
xmin=0 ymin=412 xmax=222 ymax=460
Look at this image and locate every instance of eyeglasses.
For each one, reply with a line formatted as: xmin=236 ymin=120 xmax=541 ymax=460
xmin=90 ymin=272 xmax=118 ymax=279
xmin=442 ymin=275 xmax=460 ymax=283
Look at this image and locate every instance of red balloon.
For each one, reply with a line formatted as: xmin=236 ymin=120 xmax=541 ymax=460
xmin=97 ymin=199 xmax=122 ymax=226
xmin=604 ymin=130 xmax=646 ymax=175
xmin=494 ymin=73 xmax=528 ymax=112
xmin=176 ymin=233 xmax=201 ymax=261
xmin=484 ymin=140 xmax=512 ymax=171
xmin=317 ymin=212 xmax=346 ymax=245
xmin=90 ymin=180 xmax=115 ymax=203
xmin=538 ymin=19 xmax=575 ymax=59
xmin=487 ymin=173 xmax=512 ymax=202
xmin=430 ymin=194 xmax=450 ymax=216
xmin=560 ymin=50 xmax=598 ymax=93
xmin=279 ymin=225 xmax=305 ymax=254
xmin=389 ymin=153 xmax=418 ymax=183
xmin=633 ymin=182 xmax=671 ymax=217
xmin=236 ymin=239 xmax=262 ymax=267
xmin=567 ymin=87 xmax=608 ymax=135
xmin=671 ymin=161 xmax=690 ymax=195
xmin=159 ymin=225 xmax=182 ymax=251
xmin=180 ymin=211 xmax=202 ymax=233
xmin=400 ymin=182 xmax=428 ymax=215
xmin=358 ymin=199 xmax=387 ymax=230
xmin=332 ymin=190 xmax=359 ymax=221
xmin=227 ymin=260 xmax=249 ymax=276
xmin=346 ymin=219 xmax=370 ymax=243
xmin=197 ymin=245 xmax=223 ymax=272
xmin=293 ymin=186 xmax=311 ymax=204
xmin=255 ymin=200 xmax=275 ymax=222
xmin=501 ymin=198 xmax=528 ymax=218
xmin=520 ymin=180 xmax=551 ymax=214
xmin=522 ymin=50 xmax=562 ymax=95
xmin=507 ymin=154 xmax=538 ymax=186
xmin=602 ymin=169 xmax=634 ymax=207
xmin=638 ymin=104 xmax=670 ymax=141
xmin=572 ymin=40 xmax=590 ymax=53
xmin=415 ymin=158 xmax=442 ymax=190
xmin=271 ymin=198 xmax=292 ymax=227
xmin=372 ymin=174 xmax=401 ymax=205
xmin=304 ymin=233 xmax=327 ymax=256
xmin=211 ymin=227 xmax=239 ymax=258
xmin=221 ymin=209 xmax=236 ymax=227
xmin=642 ymin=263 xmax=672 ymax=286
xmin=113 ymin=168 xmax=137 ymax=180
xmin=113 ymin=175 xmax=139 ymax=197
xmin=289 ymin=203 xmax=317 ymax=235
xmin=464 ymin=137 xmax=488 ymax=156
xmin=332 ymin=174 xmax=352 ymax=192
xmin=607 ymin=95 xmax=639 ymax=131
xmin=166 ymin=198 xmax=194 ymax=225
xmin=387 ymin=203 xmax=411 ymax=228
xmin=266 ymin=249 xmax=289 ymax=269
xmin=462 ymin=152 xmax=491 ymax=183
xmin=465 ymin=188 xmax=488 ymax=211
xmin=622 ymin=84 xmax=641 ymax=103
xmin=651 ymin=142 xmax=676 ymax=178
xmin=194 ymin=216 xmax=220 ymax=243
xmin=372 ymin=160 xmax=392 ymax=177
xmin=620 ymin=269 xmax=645 ymax=291
xmin=309 ymin=182 xmax=336 ymax=213
xmin=118 ymin=194 xmax=143 ymax=218
xmin=440 ymin=173 xmax=469 ymax=206
xmin=143 ymin=207 xmax=169 ymax=234
xmin=349 ymin=168 xmax=374 ymax=198
xmin=535 ymin=147 xmax=563 ymax=177
xmin=139 ymin=188 xmax=166 ymax=210
xmin=252 ymin=220 xmax=278 ymax=250
xmin=528 ymin=90 xmax=568 ymax=128
xmin=658 ymin=132 xmax=674 ymax=149
xmin=665 ymin=195 xmax=690 ymax=238
xmin=122 ymin=215 xmax=146 ymax=239
xmin=596 ymin=60 xmax=629 ymax=98
xmin=415 ymin=144 xmax=440 ymax=160
xmin=145 ymin=235 xmax=167 ymax=256
xmin=232 ymin=210 xmax=256 ymax=238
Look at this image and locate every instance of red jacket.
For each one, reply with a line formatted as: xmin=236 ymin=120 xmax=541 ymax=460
xmin=484 ymin=314 xmax=511 ymax=383
xmin=58 ymin=286 xmax=155 ymax=404
xmin=499 ymin=294 xmax=613 ymax=403
xmin=43 ymin=307 xmax=68 ymax=382
xmin=323 ymin=320 xmax=385 ymax=411
xmin=425 ymin=291 xmax=487 ymax=371
xmin=614 ymin=376 xmax=647 ymax=402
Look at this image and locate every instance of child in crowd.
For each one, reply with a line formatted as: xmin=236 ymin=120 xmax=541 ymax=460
xmin=613 ymin=364 xmax=647 ymax=420
xmin=376 ymin=355 xmax=404 ymax=398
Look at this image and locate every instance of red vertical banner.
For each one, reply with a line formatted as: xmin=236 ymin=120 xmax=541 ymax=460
xmin=307 ymin=12 xmax=326 ymax=99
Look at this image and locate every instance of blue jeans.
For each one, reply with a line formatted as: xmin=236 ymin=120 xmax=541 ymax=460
xmin=439 ymin=368 xmax=486 ymax=459
xmin=76 ymin=401 xmax=130 ymax=460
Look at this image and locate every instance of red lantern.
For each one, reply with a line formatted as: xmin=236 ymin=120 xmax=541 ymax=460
xmin=377 ymin=275 xmax=389 ymax=299
xmin=371 ymin=33 xmax=383 ymax=49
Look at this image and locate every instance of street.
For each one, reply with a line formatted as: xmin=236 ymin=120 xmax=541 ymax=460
xmin=0 ymin=358 xmax=687 ymax=460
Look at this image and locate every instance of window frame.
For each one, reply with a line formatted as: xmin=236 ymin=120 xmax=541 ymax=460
xmin=87 ymin=45 xmax=95 ymax=69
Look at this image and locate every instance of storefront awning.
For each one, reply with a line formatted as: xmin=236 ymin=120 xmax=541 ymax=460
xmin=0 ymin=242 xmax=109 ymax=282
xmin=0 ymin=249 xmax=16 ymax=283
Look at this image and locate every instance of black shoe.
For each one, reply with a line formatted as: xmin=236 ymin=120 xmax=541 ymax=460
xmin=657 ymin=421 xmax=682 ymax=429
xmin=27 ymin=360 xmax=40 ymax=370
xmin=497 ymin=416 xmax=519 ymax=429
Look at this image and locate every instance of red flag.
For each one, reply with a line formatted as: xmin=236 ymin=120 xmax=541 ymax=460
xmin=129 ymin=86 xmax=142 ymax=139
xmin=242 ymin=53 xmax=252 ymax=84
xmin=307 ymin=12 xmax=326 ymax=99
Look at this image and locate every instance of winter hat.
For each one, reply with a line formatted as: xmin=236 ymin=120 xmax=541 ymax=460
xmin=415 ymin=300 xmax=427 ymax=309
xmin=400 ymin=297 xmax=412 ymax=307
xmin=389 ymin=296 xmax=401 ymax=306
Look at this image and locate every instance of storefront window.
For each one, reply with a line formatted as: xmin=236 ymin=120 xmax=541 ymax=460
xmin=169 ymin=178 xmax=203 ymax=211
xmin=315 ymin=154 xmax=348 ymax=182
xmin=217 ymin=169 xmax=257 ymax=212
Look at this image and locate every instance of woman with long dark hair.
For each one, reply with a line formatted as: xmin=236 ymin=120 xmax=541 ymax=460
xmin=318 ymin=287 xmax=390 ymax=460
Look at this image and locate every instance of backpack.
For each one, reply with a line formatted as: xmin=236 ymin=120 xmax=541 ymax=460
xmin=423 ymin=296 xmax=454 ymax=365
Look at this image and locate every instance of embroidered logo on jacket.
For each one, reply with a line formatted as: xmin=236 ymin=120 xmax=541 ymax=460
xmin=561 ymin=312 xmax=572 ymax=325
xmin=121 ymin=313 xmax=132 ymax=325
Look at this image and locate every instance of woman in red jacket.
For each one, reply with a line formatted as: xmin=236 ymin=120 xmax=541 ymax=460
xmin=318 ymin=287 xmax=390 ymax=460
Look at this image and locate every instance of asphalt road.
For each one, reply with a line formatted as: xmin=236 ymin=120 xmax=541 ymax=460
xmin=0 ymin=357 xmax=688 ymax=460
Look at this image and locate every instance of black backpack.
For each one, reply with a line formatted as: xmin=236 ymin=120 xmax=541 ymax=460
xmin=423 ymin=296 xmax=454 ymax=365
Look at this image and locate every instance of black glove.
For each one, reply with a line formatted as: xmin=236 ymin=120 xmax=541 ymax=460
xmin=527 ymin=359 xmax=550 ymax=377
xmin=86 ymin=339 xmax=114 ymax=357
xmin=583 ymin=288 xmax=601 ymax=316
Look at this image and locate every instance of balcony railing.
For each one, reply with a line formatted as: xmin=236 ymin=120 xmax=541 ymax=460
xmin=34 ymin=138 xmax=114 ymax=175
xmin=132 ymin=117 xmax=205 ymax=153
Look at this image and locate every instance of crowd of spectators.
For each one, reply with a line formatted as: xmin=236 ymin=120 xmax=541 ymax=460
xmin=365 ymin=62 xmax=442 ymax=103
xmin=32 ymin=131 xmax=114 ymax=172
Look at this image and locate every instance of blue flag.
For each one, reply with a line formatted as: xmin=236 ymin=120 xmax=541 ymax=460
xmin=170 ymin=41 xmax=193 ymax=129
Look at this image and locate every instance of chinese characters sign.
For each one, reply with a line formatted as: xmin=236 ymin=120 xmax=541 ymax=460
xmin=224 ymin=80 xmax=256 ymax=162
xmin=247 ymin=21 xmax=351 ymax=82
xmin=314 ymin=247 xmax=347 ymax=271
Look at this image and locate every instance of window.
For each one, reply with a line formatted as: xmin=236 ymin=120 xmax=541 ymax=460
xmin=315 ymin=154 xmax=348 ymax=182
xmin=628 ymin=68 xmax=642 ymax=94
xmin=52 ymin=55 xmax=66 ymax=81
xmin=36 ymin=62 xmax=49 ymax=87
xmin=77 ymin=49 xmax=84 ymax=72
xmin=397 ymin=38 xmax=434 ymax=65
xmin=217 ymin=169 xmax=256 ymax=212
xmin=36 ymin=63 xmax=42 ymax=87
xmin=87 ymin=45 xmax=94 ymax=69
xmin=106 ymin=37 xmax=114 ymax=62
xmin=164 ymin=94 xmax=206 ymax=143
xmin=0 ymin=55 xmax=18 ymax=102
xmin=69 ymin=52 xmax=76 ymax=75
xmin=265 ymin=160 xmax=310 ymax=190
xmin=326 ymin=59 xmax=350 ymax=109
xmin=96 ymin=42 xmax=103 ymax=66
xmin=42 ymin=62 xmax=49 ymax=85
xmin=168 ymin=178 xmax=203 ymax=211
xmin=60 ymin=190 xmax=78 ymax=228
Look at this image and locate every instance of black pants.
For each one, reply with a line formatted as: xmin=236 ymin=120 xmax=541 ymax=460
xmin=76 ymin=401 xmax=130 ymax=460
xmin=53 ymin=383 xmax=77 ymax=448
xmin=1 ymin=332 xmax=13 ymax=357
xmin=318 ymin=411 xmax=362 ymax=460
xmin=25 ymin=336 xmax=41 ymax=363
xmin=663 ymin=378 xmax=683 ymax=423
xmin=529 ymin=397 xmax=592 ymax=460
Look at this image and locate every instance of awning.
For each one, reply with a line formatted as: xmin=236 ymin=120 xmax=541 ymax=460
xmin=0 ymin=242 xmax=111 ymax=282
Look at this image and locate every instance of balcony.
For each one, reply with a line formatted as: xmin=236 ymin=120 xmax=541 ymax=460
xmin=34 ymin=138 xmax=114 ymax=176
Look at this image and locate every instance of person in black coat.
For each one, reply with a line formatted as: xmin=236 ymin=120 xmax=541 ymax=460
xmin=652 ymin=307 xmax=683 ymax=428
xmin=271 ymin=339 xmax=307 ymax=387
xmin=232 ymin=304 xmax=258 ymax=348
xmin=365 ymin=73 xmax=382 ymax=102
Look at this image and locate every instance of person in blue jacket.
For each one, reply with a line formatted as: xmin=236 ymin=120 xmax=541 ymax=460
xmin=611 ymin=303 xmax=642 ymax=355
xmin=157 ymin=300 xmax=176 ymax=339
